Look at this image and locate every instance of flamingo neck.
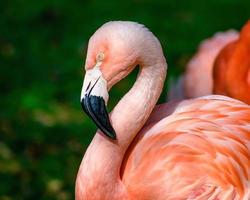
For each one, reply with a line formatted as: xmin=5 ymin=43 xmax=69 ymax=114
xmin=76 ymin=59 xmax=167 ymax=199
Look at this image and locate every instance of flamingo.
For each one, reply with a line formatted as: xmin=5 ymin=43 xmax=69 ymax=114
xmin=213 ymin=21 xmax=250 ymax=104
xmin=184 ymin=30 xmax=239 ymax=99
xmin=172 ymin=20 xmax=250 ymax=104
xmin=76 ymin=21 xmax=250 ymax=200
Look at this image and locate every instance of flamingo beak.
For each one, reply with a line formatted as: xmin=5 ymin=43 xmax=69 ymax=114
xmin=80 ymin=66 xmax=116 ymax=140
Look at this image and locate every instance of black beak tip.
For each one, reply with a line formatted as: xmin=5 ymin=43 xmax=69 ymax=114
xmin=103 ymin=128 xmax=117 ymax=140
xmin=80 ymin=96 xmax=117 ymax=140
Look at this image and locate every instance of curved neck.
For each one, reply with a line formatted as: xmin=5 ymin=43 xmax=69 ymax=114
xmin=76 ymin=60 xmax=167 ymax=199
xmin=111 ymin=62 xmax=167 ymax=150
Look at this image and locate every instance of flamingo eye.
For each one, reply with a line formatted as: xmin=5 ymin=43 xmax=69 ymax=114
xmin=96 ymin=52 xmax=105 ymax=62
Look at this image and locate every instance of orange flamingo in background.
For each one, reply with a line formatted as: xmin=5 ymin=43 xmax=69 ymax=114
xmin=76 ymin=21 xmax=250 ymax=200
xmin=184 ymin=30 xmax=239 ymax=98
xmin=213 ymin=21 xmax=250 ymax=104
xmin=172 ymin=20 xmax=250 ymax=104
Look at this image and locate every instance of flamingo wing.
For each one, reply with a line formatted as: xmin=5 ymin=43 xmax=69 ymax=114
xmin=122 ymin=95 xmax=250 ymax=200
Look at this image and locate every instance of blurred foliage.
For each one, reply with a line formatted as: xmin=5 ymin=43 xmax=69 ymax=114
xmin=0 ymin=0 xmax=249 ymax=199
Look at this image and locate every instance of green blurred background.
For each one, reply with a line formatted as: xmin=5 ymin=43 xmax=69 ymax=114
xmin=0 ymin=0 xmax=249 ymax=199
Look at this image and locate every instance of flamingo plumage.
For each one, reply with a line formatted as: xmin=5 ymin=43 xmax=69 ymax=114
xmin=76 ymin=21 xmax=250 ymax=200
xmin=173 ymin=20 xmax=250 ymax=104
xmin=213 ymin=20 xmax=250 ymax=104
xmin=184 ymin=30 xmax=239 ymax=98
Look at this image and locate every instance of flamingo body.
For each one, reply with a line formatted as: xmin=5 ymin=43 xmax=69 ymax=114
xmin=122 ymin=96 xmax=250 ymax=199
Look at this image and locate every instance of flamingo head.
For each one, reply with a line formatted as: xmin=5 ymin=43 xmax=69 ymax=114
xmin=80 ymin=21 xmax=164 ymax=140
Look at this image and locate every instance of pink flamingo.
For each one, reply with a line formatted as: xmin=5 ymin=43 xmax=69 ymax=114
xmin=169 ymin=29 xmax=239 ymax=100
xmin=171 ymin=20 xmax=250 ymax=104
xmin=76 ymin=21 xmax=250 ymax=200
